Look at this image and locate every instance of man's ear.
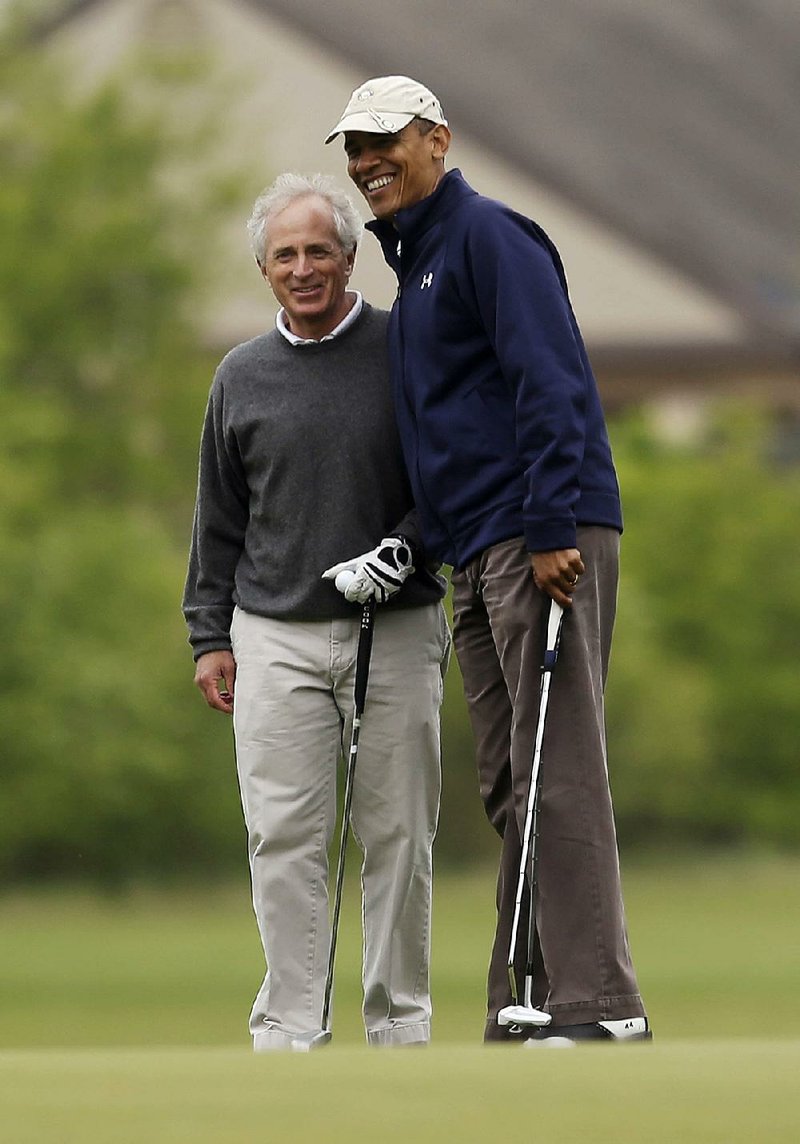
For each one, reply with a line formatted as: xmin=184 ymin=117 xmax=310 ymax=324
xmin=431 ymin=124 xmax=452 ymax=160
xmin=345 ymin=244 xmax=357 ymax=278
xmin=256 ymin=257 xmax=269 ymax=283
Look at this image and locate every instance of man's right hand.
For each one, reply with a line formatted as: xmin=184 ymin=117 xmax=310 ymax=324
xmin=194 ymin=650 xmax=237 ymax=714
xmin=531 ymin=548 xmax=585 ymax=609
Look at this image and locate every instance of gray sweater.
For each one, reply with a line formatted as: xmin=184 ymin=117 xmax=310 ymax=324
xmin=183 ymin=304 xmax=445 ymax=659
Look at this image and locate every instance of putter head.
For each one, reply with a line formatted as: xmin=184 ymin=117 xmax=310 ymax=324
xmin=290 ymin=1029 xmax=332 ymax=1052
xmin=497 ymin=1004 xmax=552 ymax=1029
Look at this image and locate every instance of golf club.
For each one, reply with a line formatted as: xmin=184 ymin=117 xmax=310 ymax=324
xmin=292 ymin=587 xmax=376 ymax=1051
xmin=497 ymin=597 xmax=564 ymax=1032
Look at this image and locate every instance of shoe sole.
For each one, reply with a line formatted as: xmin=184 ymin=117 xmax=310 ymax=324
xmin=526 ymin=1030 xmax=653 ymax=1048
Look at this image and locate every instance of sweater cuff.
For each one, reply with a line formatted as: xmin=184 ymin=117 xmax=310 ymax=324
xmin=190 ymin=637 xmax=233 ymax=663
xmin=390 ymin=508 xmax=424 ymax=556
xmin=524 ymin=518 xmax=578 ymax=553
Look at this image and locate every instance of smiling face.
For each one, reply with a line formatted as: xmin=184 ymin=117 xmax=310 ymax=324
xmin=344 ymin=121 xmax=451 ymax=222
xmin=261 ymin=195 xmax=355 ymax=339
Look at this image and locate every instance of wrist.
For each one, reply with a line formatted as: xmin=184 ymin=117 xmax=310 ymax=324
xmin=388 ymin=533 xmax=417 ymax=560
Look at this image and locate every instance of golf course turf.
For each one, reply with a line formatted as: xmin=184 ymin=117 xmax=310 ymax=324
xmin=2 ymin=855 xmax=799 ymax=1141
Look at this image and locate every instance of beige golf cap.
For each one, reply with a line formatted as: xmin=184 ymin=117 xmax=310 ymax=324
xmin=325 ymin=75 xmax=447 ymax=144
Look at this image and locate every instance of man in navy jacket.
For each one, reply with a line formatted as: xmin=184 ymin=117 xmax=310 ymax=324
xmin=326 ymin=76 xmax=649 ymax=1045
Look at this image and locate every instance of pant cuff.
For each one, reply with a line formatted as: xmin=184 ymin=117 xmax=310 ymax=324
xmin=253 ymin=1027 xmax=297 ymax=1052
xmin=547 ymin=994 xmax=646 ymax=1026
xmin=484 ymin=1018 xmax=529 ymax=1043
xmin=367 ymin=1020 xmax=430 ymax=1047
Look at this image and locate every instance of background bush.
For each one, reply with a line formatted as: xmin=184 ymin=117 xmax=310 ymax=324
xmin=607 ymin=406 xmax=800 ymax=850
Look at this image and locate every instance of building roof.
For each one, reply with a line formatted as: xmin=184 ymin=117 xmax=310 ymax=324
xmin=26 ymin=0 xmax=800 ymax=373
xmin=249 ymin=0 xmax=800 ymax=364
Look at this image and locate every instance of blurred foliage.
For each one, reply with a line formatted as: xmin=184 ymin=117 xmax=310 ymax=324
xmin=1 ymin=15 xmax=799 ymax=887
xmin=0 ymin=14 xmax=248 ymax=884
xmin=607 ymin=404 xmax=800 ymax=849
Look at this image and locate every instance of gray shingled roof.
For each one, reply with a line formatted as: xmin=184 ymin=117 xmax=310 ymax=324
xmin=32 ymin=0 xmax=800 ymax=365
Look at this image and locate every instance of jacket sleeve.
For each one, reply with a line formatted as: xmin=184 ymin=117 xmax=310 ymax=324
xmin=461 ymin=207 xmax=589 ymax=552
xmin=182 ymin=373 xmax=249 ymax=659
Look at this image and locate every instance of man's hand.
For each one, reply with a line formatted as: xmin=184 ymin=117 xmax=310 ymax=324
xmin=531 ymin=548 xmax=585 ymax=608
xmin=323 ymin=537 xmax=415 ymax=604
xmin=194 ymin=650 xmax=237 ymax=714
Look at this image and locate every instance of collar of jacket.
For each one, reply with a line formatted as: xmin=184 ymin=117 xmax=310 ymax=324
xmin=366 ymin=168 xmax=476 ymax=271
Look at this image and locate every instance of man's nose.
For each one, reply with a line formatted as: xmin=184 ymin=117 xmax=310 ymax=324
xmin=292 ymin=252 xmax=313 ymax=277
xmin=353 ymin=147 xmax=379 ymax=173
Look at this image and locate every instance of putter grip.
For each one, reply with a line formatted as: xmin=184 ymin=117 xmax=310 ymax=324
xmin=354 ymin=599 xmax=375 ymax=713
xmin=543 ymin=600 xmax=564 ymax=671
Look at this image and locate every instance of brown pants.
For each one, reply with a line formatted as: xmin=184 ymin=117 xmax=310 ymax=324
xmin=451 ymin=529 xmax=646 ymax=1039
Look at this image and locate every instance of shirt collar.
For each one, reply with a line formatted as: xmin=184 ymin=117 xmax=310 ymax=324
xmin=276 ymin=291 xmax=363 ymax=346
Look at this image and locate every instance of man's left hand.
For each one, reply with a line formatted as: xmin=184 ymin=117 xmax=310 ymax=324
xmin=323 ymin=537 xmax=415 ymax=604
xmin=531 ymin=548 xmax=585 ymax=608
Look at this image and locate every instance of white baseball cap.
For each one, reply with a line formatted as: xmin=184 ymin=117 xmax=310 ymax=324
xmin=325 ymin=75 xmax=448 ymax=144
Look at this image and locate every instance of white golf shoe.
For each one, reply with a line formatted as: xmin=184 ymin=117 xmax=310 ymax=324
xmin=525 ymin=1016 xmax=651 ymax=1047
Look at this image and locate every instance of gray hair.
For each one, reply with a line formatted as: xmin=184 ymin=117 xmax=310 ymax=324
xmin=247 ymin=173 xmax=364 ymax=266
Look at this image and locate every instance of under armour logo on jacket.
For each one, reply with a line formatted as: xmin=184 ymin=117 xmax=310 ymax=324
xmin=420 ymin=273 xmax=434 ymax=289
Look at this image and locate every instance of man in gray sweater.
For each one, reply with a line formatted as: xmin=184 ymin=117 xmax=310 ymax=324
xmin=183 ymin=173 xmax=449 ymax=1050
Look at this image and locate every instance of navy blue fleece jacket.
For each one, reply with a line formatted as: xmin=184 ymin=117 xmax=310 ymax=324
xmin=367 ymin=169 xmax=622 ymax=569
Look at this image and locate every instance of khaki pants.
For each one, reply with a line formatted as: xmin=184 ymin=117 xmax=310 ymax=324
xmin=451 ymin=530 xmax=646 ymax=1038
xmin=231 ymin=603 xmax=449 ymax=1048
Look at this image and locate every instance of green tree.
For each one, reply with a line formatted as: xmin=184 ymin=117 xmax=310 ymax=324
xmin=607 ymin=404 xmax=800 ymax=849
xmin=0 ymin=16 xmax=247 ymax=883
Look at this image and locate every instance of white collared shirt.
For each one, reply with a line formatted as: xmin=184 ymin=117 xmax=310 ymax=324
xmin=276 ymin=291 xmax=363 ymax=346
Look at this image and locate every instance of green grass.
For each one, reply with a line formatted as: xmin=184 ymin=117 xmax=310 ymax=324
xmin=1 ymin=855 xmax=799 ymax=1141
xmin=2 ymin=1042 xmax=798 ymax=1143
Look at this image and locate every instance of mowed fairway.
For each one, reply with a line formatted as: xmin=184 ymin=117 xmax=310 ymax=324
xmin=2 ymin=855 xmax=799 ymax=1141
xmin=2 ymin=1042 xmax=798 ymax=1143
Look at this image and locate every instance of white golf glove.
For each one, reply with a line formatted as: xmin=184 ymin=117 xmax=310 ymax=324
xmin=323 ymin=537 xmax=415 ymax=604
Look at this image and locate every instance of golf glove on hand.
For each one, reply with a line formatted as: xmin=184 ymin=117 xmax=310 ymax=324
xmin=323 ymin=537 xmax=415 ymax=604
